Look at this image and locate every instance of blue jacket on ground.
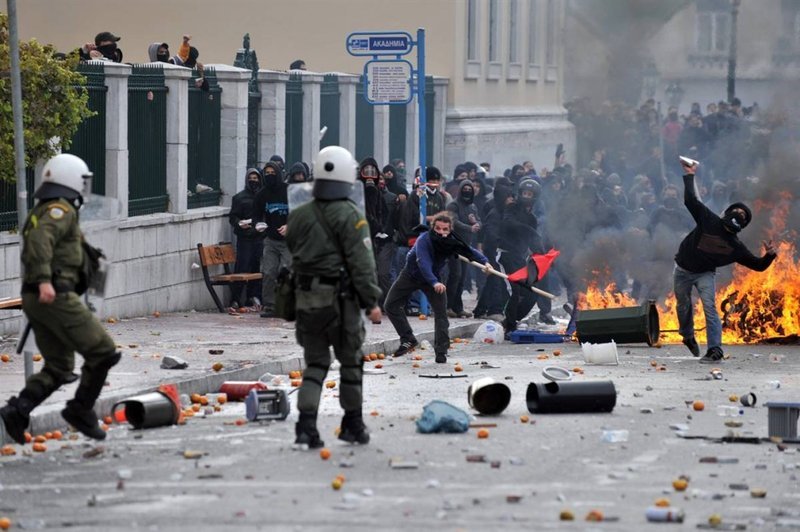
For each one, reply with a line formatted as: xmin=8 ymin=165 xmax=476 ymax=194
xmin=405 ymin=231 xmax=487 ymax=286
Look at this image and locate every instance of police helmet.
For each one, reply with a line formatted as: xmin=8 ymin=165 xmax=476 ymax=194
xmin=34 ymin=154 xmax=93 ymax=202
xmin=518 ymin=178 xmax=541 ymax=199
xmin=312 ymin=146 xmax=358 ymax=200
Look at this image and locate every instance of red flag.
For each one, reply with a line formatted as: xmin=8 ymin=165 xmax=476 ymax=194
xmin=507 ymin=249 xmax=560 ymax=284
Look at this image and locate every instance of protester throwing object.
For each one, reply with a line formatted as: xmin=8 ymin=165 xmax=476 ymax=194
xmin=673 ymin=157 xmax=777 ymax=364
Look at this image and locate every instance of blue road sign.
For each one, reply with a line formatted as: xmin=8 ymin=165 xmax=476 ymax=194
xmin=346 ymin=31 xmax=414 ymax=56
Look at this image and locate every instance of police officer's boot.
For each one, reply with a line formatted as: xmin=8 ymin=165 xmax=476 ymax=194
xmin=0 ymin=393 xmax=38 ymax=445
xmin=338 ymin=410 xmax=370 ymax=445
xmin=294 ymin=411 xmax=324 ymax=449
xmin=62 ymin=351 xmax=121 ymax=440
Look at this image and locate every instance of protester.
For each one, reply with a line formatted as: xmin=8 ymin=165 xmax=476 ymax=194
xmin=78 ymin=31 xmax=122 ymax=62
xmin=228 ymin=168 xmax=265 ymax=310
xmin=446 ymin=179 xmax=481 ymax=318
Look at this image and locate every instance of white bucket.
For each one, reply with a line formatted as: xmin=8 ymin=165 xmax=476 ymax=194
xmin=581 ymin=341 xmax=619 ymax=365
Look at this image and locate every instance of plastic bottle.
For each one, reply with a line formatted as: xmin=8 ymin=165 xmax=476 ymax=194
xmin=601 ymin=429 xmax=629 ymax=443
xmin=716 ymin=405 xmax=743 ymax=417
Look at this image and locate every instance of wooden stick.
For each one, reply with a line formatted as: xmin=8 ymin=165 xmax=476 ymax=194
xmin=458 ymin=255 xmax=556 ymax=299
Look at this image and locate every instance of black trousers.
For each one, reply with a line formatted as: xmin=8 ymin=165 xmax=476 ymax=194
xmin=498 ymin=251 xmax=551 ymax=332
xmin=385 ymin=269 xmax=450 ymax=355
xmin=445 ymin=256 xmax=465 ymax=313
xmin=232 ymin=238 xmax=263 ymax=304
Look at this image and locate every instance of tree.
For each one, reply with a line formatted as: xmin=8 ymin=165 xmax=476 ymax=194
xmin=0 ymin=12 xmax=92 ymax=183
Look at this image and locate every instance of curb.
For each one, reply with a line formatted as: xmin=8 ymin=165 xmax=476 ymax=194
xmin=2 ymin=321 xmax=481 ymax=444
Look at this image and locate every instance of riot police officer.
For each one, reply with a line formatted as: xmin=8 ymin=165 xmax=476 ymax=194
xmin=286 ymin=146 xmax=382 ymax=448
xmin=0 ymin=154 xmax=120 ymax=444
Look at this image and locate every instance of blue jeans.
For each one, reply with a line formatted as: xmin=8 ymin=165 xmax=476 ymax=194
xmin=673 ymin=265 xmax=721 ymax=350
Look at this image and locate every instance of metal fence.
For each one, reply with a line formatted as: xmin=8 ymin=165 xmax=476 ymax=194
xmin=187 ymin=67 xmax=222 ymax=208
xmin=127 ymin=65 xmax=168 ymax=216
xmin=0 ymin=169 xmax=35 ymax=232
xmin=320 ymin=74 xmax=340 ymax=149
xmin=65 ymin=63 xmax=107 ymax=195
xmin=284 ymin=73 xmax=304 ymax=166
xmin=355 ymin=75 xmax=375 ymax=162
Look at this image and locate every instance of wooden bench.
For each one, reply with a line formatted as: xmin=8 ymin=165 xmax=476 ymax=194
xmin=0 ymin=297 xmax=22 ymax=310
xmin=197 ymin=242 xmax=263 ymax=313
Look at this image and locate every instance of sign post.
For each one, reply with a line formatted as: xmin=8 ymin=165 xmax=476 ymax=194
xmin=346 ymin=28 xmax=428 ymax=314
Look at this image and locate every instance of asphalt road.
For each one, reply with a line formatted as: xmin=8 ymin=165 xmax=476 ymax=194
xmin=1 ymin=335 xmax=798 ymax=531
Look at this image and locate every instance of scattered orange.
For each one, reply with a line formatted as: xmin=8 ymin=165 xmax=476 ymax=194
xmin=235 ymin=418 xmax=247 ymax=426
xmin=413 ymin=354 xmax=423 ymax=361
xmin=325 ymin=381 xmax=336 ymax=389
xmin=649 ymin=360 xmax=658 ymax=367
xmin=335 ymin=473 xmax=346 ymax=482
xmin=520 ymin=415 xmax=530 ymax=423
xmin=331 ymin=478 xmax=343 ymax=490
xmin=553 ymin=350 xmax=562 ymax=356
xmin=51 ymin=430 xmax=63 ymax=440
xmin=454 ymin=365 xmax=463 ymax=372
xmin=370 ymin=410 xmax=379 ymax=416
xmin=33 ymin=435 xmax=46 ymax=444
xmin=290 ymin=379 xmax=302 ymax=387
xmin=217 ymin=395 xmax=227 ymax=404
xmin=32 ymin=354 xmax=42 ymax=362
xmin=289 ymin=370 xmax=302 ymax=379
xmin=657 ymin=365 xmax=667 ymax=372
xmin=559 ymin=510 xmax=575 ymax=521
xmin=107 ymin=317 xmax=117 ymax=324
xmin=729 ymin=394 xmax=739 ymax=402
xmin=477 ymin=428 xmax=489 ymax=439
xmin=692 ymin=400 xmax=705 ymax=412
xmin=572 ymin=367 xmax=584 ymax=373
xmin=199 ymin=396 xmax=209 ymax=406
xmin=672 ymin=478 xmax=689 ymax=491
xmin=537 ymin=354 xmax=549 ymax=360
xmin=418 ymin=314 xmax=428 ymax=320
xmin=191 ymin=404 xmax=200 ymax=412
xmin=32 ymin=442 xmax=47 ymax=453
xmin=655 ymin=497 xmax=671 ymax=507
xmin=377 ymin=353 xmax=385 ymax=360
xmin=374 ymin=363 xmax=383 ymax=369
xmin=190 ymin=393 xmax=202 ymax=404
xmin=212 ymin=362 xmax=223 ymax=372
xmin=104 ymin=416 xmax=114 ymax=425
xmin=411 ymin=363 xmax=420 ymax=368
xmin=1 ymin=445 xmax=16 ymax=456
xmin=213 ymin=405 xmax=222 ymax=412
xmin=368 ymin=353 xmax=378 ymax=361
xmin=24 ymin=432 xmax=32 ymax=443
xmin=153 ymin=311 xmax=161 ymax=318
xmin=362 ymin=355 xmax=370 ymax=362
xmin=585 ymin=509 xmax=604 ymax=522
xmin=0 ymin=354 xmax=9 ymax=363
xmin=183 ymin=409 xmax=195 ymax=418
xmin=0 ymin=517 xmax=11 ymax=530
xmin=319 ymin=448 xmax=331 ymax=460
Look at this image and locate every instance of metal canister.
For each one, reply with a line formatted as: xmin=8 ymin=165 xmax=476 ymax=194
xmin=645 ymin=507 xmax=685 ymax=523
xmin=219 ymin=381 xmax=268 ymax=401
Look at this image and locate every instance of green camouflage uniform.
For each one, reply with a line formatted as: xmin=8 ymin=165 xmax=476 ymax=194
xmin=286 ymin=199 xmax=381 ymax=414
xmin=20 ymin=199 xmax=117 ymax=405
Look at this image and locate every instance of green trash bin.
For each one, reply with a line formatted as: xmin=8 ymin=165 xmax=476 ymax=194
xmin=575 ymin=300 xmax=660 ymax=346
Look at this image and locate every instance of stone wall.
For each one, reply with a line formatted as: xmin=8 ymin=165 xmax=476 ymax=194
xmin=0 ymin=207 xmax=232 ymax=336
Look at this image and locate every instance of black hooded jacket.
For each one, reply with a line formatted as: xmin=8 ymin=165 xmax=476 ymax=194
xmin=447 ymin=180 xmax=480 ymax=244
xmin=675 ymin=174 xmax=776 ymax=273
xmin=252 ymin=161 xmax=289 ymax=242
xmin=286 ymin=161 xmax=310 ymax=183
xmin=360 ymin=157 xmax=385 ymax=243
xmin=229 ymin=168 xmax=265 ymax=240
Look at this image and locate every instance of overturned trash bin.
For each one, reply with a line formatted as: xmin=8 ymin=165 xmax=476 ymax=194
xmin=468 ymin=378 xmax=511 ymax=415
xmin=113 ymin=386 xmax=181 ymax=429
xmin=576 ymin=300 xmax=660 ymax=346
xmin=526 ymin=380 xmax=616 ymax=414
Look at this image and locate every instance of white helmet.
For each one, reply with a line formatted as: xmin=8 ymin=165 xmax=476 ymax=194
xmin=312 ymin=146 xmax=358 ymax=200
xmin=35 ymin=153 xmax=93 ymax=202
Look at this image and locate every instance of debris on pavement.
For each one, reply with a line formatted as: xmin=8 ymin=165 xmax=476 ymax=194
xmin=416 ymin=401 xmax=470 ymax=433
xmin=389 ymin=458 xmax=419 ymax=469
xmin=160 ymin=355 xmax=189 ymax=370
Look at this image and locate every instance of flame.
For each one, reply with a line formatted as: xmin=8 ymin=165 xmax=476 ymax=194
xmin=580 ymin=195 xmax=800 ymax=344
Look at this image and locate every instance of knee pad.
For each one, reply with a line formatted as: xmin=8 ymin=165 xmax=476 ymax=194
xmin=97 ymin=350 xmax=122 ymax=372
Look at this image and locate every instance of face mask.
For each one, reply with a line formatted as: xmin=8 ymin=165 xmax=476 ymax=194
xmin=663 ymin=197 xmax=678 ymax=209
xmin=722 ymin=213 xmax=744 ymax=233
xmin=97 ymin=43 xmax=117 ymax=60
xmin=461 ymin=190 xmax=474 ymax=203
xmin=157 ymin=52 xmax=170 ymax=62
xmin=247 ymin=181 xmax=260 ymax=193
xmin=519 ymin=195 xmax=534 ymax=207
xmin=426 ymin=185 xmax=439 ymax=195
xmin=264 ymin=172 xmax=279 ymax=187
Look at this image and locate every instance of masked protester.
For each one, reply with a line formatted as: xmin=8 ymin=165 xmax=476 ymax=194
xmin=78 ymin=31 xmax=123 ymax=62
xmin=674 ymin=160 xmax=777 ymax=364
xmin=445 ymin=180 xmax=481 ymax=317
xmin=286 ymin=146 xmax=382 ymax=449
xmin=385 ymin=213 xmax=490 ymax=363
xmin=252 ymin=162 xmax=291 ymax=318
xmin=228 ymin=168 xmax=266 ymax=310
xmin=1 ymin=155 xmax=120 ymax=444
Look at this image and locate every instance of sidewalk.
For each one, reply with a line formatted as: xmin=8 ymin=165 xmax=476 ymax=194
xmin=0 ymin=307 xmax=483 ymax=443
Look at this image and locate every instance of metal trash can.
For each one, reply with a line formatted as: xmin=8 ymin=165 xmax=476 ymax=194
xmin=526 ymin=380 xmax=617 ymax=414
xmin=113 ymin=391 xmax=180 ymax=430
xmin=576 ymin=300 xmax=660 ymax=346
